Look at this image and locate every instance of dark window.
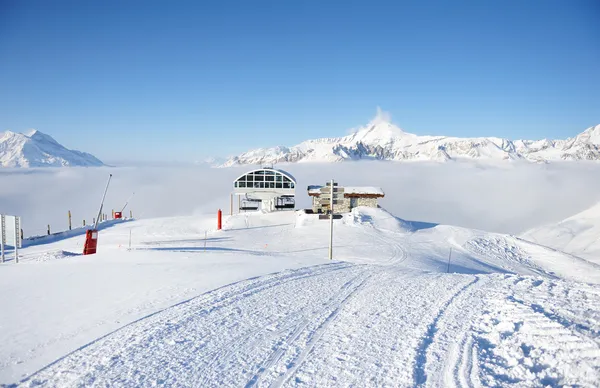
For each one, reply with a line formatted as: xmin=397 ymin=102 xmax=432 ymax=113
xmin=246 ymin=175 xmax=253 ymax=182
xmin=238 ymin=181 xmax=246 ymax=188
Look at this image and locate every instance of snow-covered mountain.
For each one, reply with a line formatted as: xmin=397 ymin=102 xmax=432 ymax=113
xmin=221 ymin=110 xmax=600 ymax=166
xmin=521 ymin=201 xmax=600 ymax=264
xmin=0 ymin=129 xmax=104 ymax=167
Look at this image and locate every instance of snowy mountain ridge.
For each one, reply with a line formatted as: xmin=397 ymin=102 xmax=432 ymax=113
xmin=0 ymin=129 xmax=104 ymax=168
xmin=221 ymin=110 xmax=600 ymax=166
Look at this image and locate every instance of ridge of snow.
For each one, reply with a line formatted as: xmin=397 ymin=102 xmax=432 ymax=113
xmin=521 ymin=201 xmax=600 ymax=264
xmin=220 ymin=109 xmax=600 ymax=166
xmin=0 ymin=129 xmax=104 ymax=168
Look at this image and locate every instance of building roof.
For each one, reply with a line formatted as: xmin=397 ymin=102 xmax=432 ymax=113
xmin=306 ymin=185 xmax=385 ymax=198
xmin=344 ymin=187 xmax=385 ymax=196
xmin=233 ymin=168 xmax=296 ymax=184
xmin=307 ymin=185 xmax=323 ymax=195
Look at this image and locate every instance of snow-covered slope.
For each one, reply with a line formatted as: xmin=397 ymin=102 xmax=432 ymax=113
xmin=0 ymin=129 xmax=103 ymax=167
xmin=221 ymin=110 xmax=600 ymax=166
xmin=2 ymin=207 xmax=600 ymax=386
xmin=521 ymin=201 xmax=600 ymax=263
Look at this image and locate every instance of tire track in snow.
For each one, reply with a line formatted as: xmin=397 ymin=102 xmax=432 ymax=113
xmin=194 ymin=269 xmax=369 ymax=387
xmin=270 ymin=271 xmax=373 ymax=387
xmin=413 ymin=276 xmax=480 ymax=387
xmin=474 ymin=287 xmax=600 ymax=387
xmin=20 ymin=262 xmax=356 ymax=387
xmin=507 ymin=296 xmax=600 ymax=342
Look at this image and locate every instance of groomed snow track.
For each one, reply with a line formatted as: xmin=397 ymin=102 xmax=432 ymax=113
xmin=9 ymin=209 xmax=600 ymax=387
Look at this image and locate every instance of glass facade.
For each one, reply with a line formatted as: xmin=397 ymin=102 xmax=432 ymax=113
xmin=234 ymin=169 xmax=295 ymax=189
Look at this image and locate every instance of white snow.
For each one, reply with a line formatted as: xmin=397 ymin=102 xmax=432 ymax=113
xmin=220 ymin=110 xmax=600 ymax=166
xmin=343 ymin=186 xmax=385 ymax=196
xmin=1 ymin=205 xmax=599 ymax=386
xmin=0 ymin=129 xmax=103 ymax=168
xmin=521 ymin=201 xmax=600 ymax=264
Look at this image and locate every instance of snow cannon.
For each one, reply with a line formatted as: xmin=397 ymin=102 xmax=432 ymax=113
xmin=83 ymin=229 xmax=98 ymax=255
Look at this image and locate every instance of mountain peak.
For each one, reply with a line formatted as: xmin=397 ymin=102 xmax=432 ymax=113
xmin=0 ymin=129 xmax=103 ymax=168
xmin=218 ymin=113 xmax=600 ymax=166
xmin=350 ymin=107 xmax=407 ymax=144
xmin=575 ymin=124 xmax=600 ymax=145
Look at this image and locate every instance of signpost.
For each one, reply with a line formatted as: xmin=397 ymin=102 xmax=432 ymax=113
xmin=1 ymin=214 xmax=22 ymax=263
xmin=329 ymin=179 xmax=334 ymax=260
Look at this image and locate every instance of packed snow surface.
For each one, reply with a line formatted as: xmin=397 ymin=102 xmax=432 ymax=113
xmin=1 ymin=207 xmax=599 ymax=387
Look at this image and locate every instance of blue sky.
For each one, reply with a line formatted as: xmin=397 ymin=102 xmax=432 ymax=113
xmin=1 ymin=0 xmax=598 ymax=162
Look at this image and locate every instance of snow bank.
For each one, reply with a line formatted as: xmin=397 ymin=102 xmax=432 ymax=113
xmin=521 ymin=201 xmax=600 ymax=264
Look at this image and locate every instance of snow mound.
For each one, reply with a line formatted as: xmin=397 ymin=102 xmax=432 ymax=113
xmin=33 ymin=250 xmax=80 ymax=262
xmin=521 ymin=201 xmax=600 ymax=264
xmin=346 ymin=207 xmax=415 ymax=233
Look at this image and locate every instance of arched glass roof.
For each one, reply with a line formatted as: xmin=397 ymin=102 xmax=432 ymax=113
xmin=233 ymin=168 xmax=296 ymax=190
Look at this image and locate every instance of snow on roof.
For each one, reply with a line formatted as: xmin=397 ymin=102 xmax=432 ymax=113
xmin=344 ymin=186 xmax=385 ymax=196
xmin=307 ymin=185 xmax=323 ymax=194
xmin=307 ymin=185 xmax=384 ymax=196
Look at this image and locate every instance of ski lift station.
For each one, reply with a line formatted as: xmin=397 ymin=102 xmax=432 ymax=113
xmin=233 ymin=168 xmax=296 ymax=212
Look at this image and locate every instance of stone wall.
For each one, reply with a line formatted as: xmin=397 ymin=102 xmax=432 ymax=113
xmin=356 ymin=197 xmax=379 ymax=208
xmin=310 ymin=191 xmax=379 ymax=214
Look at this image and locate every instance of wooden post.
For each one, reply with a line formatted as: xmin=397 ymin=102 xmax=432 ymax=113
xmin=83 ymin=219 xmax=86 ymax=227
xmin=68 ymin=210 xmax=72 ymax=230
xmin=112 ymin=209 xmax=115 ymax=219
xmin=47 ymin=224 xmax=51 ymax=235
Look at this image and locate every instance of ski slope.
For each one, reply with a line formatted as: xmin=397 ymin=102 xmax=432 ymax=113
xmin=522 ymin=201 xmax=600 ymax=264
xmin=1 ymin=207 xmax=599 ymax=387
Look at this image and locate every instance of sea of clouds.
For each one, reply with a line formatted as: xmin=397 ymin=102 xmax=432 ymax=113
xmin=2 ymin=161 xmax=600 ymax=237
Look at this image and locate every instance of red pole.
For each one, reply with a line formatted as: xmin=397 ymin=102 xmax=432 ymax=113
xmin=217 ymin=209 xmax=222 ymax=230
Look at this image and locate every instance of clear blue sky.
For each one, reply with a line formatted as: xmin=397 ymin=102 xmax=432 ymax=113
xmin=1 ymin=0 xmax=598 ymax=162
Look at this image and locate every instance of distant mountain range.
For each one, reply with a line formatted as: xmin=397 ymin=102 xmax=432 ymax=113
xmin=220 ymin=111 xmax=600 ymax=167
xmin=0 ymin=129 xmax=104 ymax=167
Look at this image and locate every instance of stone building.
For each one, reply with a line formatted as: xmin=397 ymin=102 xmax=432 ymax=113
xmin=307 ymin=183 xmax=384 ymax=214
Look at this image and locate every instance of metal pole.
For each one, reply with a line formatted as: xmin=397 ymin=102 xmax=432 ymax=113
xmin=329 ymin=179 xmax=334 ymax=260
xmin=447 ymin=247 xmax=452 ymax=273
xmin=120 ymin=192 xmax=135 ymax=213
xmin=1 ymin=215 xmax=5 ymax=263
xmin=94 ymin=174 xmax=112 ymax=230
